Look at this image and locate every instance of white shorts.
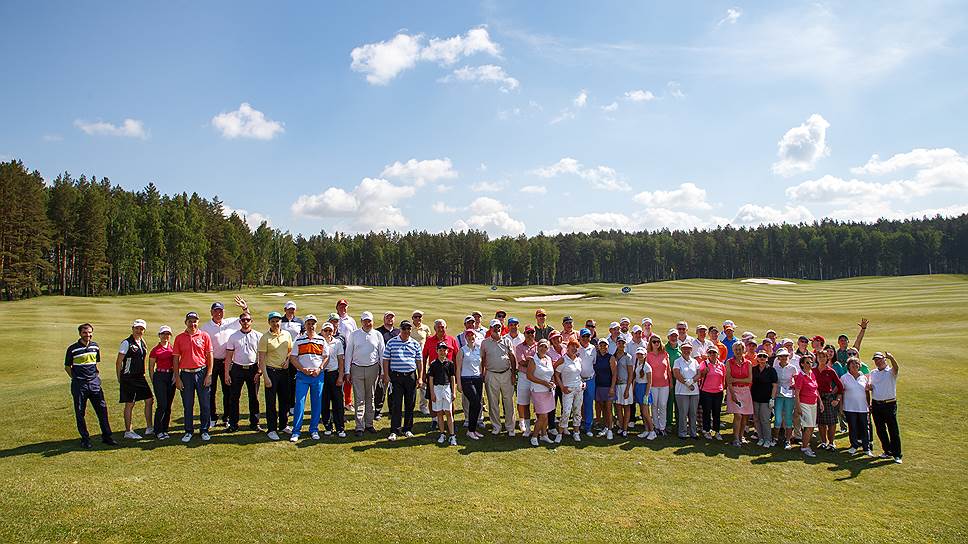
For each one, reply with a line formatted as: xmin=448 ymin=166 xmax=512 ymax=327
xmin=799 ymin=402 xmax=818 ymax=428
xmin=614 ymin=384 xmax=634 ymax=406
xmin=516 ymin=374 xmax=532 ymax=406
xmin=432 ymin=385 xmax=453 ymax=412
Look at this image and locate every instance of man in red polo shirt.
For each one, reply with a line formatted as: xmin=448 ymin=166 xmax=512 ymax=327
xmin=173 ymin=311 xmax=214 ymax=443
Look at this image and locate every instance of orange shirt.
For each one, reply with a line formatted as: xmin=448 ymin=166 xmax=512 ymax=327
xmin=173 ymin=330 xmax=212 ymax=370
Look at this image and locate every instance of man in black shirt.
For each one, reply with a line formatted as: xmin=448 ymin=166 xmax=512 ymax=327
xmin=64 ymin=323 xmax=116 ymax=448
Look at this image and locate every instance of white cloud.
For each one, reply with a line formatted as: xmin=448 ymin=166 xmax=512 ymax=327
xmin=520 ymin=185 xmax=547 ymax=194
xmin=784 ymin=174 xmax=914 ymax=203
xmin=731 ymin=204 xmax=814 ymax=226
xmin=435 ymin=184 xmax=453 ymax=193
xmin=42 ymin=134 xmax=63 ymax=142
xmin=667 ymin=81 xmax=685 ymax=99
xmin=471 ymin=180 xmax=507 ymax=192
xmin=380 ymin=158 xmax=458 ymax=186
xmin=601 ymin=101 xmax=619 ymax=113
xmin=454 ymin=197 xmax=525 ymax=235
xmin=771 ymin=114 xmax=830 ymax=176
xmin=556 ymin=208 xmax=710 ymax=233
xmin=533 ymin=157 xmax=632 ymax=191
xmin=211 ymin=103 xmax=284 ymax=140
xmin=291 ymin=177 xmax=416 ymax=230
xmin=479 ymin=162 xmax=487 ymax=172
xmin=432 ymin=201 xmax=456 ymax=213
xmin=74 ymin=118 xmax=147 ymax=139
xmin=350 ymin=27 xmax=500 ymax=85
xmin=550 ymin=90 xmax=588 ymax=124
xmin=222 ymin=205 xmax=272 ymax=229
xmin=624 ymin=89 xmax=656 ymax=102
xmin=717 ymin=7 xmax=742 ymax=27
xmin=850 ymin=148 xmax=962 ymax=176
xmin=634 ymin=182 xmax=711 ymax=210
xmin=441 ymin=64 xmax=519 ymax=92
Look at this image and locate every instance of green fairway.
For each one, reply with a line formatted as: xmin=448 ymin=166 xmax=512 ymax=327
xmin=1 ymin=275 xmax=966 ymax=543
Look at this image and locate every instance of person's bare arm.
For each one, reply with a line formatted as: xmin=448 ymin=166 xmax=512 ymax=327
xmin=115 ymin=352 xmax=124 ymax=382
xmin=886 ymin=352 xmax=899 ymax=375
xmin=853 ymin=318 xmax=869 ymax=350
xmin=258 ymin=351 xmax=270 ymax=388
xmin=455 ymin=349 xmax=464 ymax=392
xmin=224 ymin=348 xmax=235 ymax=386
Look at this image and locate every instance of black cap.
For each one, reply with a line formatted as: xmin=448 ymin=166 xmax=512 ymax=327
xmin=562 ymin=316 xmax=574 ymax=323
xmin=400 ymin=320 xmax=412 ymax=328
xmin=436 ymin=342 xmax=449 ymax=350
xmin=185 ymin=312 xmax=199 ymax=320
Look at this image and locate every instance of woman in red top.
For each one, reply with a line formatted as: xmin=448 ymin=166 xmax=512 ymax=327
xmin=149 ymin=325 xmax=176 ymax=440
xmin=813 ymin=350 xmax=844 ymax=451
xmin=725 ymin=344 xmax=754 ymax=446
xmin=793 ymin=354 xmax=821 ymax=458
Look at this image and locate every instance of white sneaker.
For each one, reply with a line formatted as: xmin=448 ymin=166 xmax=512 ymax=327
xmin=596 ymin=428 xmax=608 ymax=437
xmin=548 ymin=428 xmax=558 ymax=436
xmin=438 ymin=433 xmax=447 ymax=444
xmin=586 ymin=431 xmax=593 ymax=437
xmin=144 ymin=427 xmax=154 ymax=436
xmin=124 ymin=431 xmax=142 ymax=440
xmin=388 ymin=433 xmax=397 ymax=442
xmin=573 ymin=432 xmax=581 ymax=442
xmin=894 ymin=457 xmax=903 ymax=464
xmin=606 ymin=429 xmax=614 ymax=440
xmin=337 ymin=431 xmax=346 ymax=438
xmin=714 ymin=433 xmax=723 ymax=441
xmin=554 ymin=433 xmax=563 ymax=444
xmin=802 ymin=448 xmax=816 ymax=458
xmin=492 ymin=428 xmax=502 ymax=435
xmin=646 ymin=431 xmax=656 ymax=440
xmin=404 ymin=431 xmax=414 ymax=438
xmin=466 ymin=431 xmax=480 ymax=440
xmin=181 ymin=433 xmax=192 ymax=443
xmin=311 ymin=432 xmax=320 ymax=440
xmin=324 ymin=429 xmax=332 ymax=436
xmin=290 ymin=434 xmax=299 ymax=443
xmin=784 ymin=443 xmax=794 ymax=450
xmin=541 ymin=434 xmax=555 ymax=444
xmin=283 ymin=426 xmax=293 ymax=435
xmin=157 ymin=432 xmax=169 ymax=440
xmin=530 ymin=437 xmax=539 ymax=446
xmin=637 ymin=431 xmax=650 ymax=439
xmin=756 ymin=439 xmax=765 ymax=447
xmin=448 ymin=435 xmax=457 ymax=446
xmin=201 ymin=432 xmax=211 ymax=441
xmin=866 ymin=450 xmax=875 ymax=457
xmin=508 ymin=430 xmax=515 ymax=438
xmin=267 ymin=431 xmax=280 ymax=441
xmin=847 ymin=447 xmax=857 ymax=454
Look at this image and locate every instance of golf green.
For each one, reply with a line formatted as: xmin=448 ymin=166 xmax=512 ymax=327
xmin=1 ymin=275 xmax=965 ymax=542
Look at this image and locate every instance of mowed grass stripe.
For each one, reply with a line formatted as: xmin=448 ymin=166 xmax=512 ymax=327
xmin=0 ymin=275 xmax=966 ymax=543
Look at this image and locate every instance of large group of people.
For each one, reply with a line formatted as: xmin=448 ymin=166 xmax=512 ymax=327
xmin=65 ymin=297 xmax=904 ymax=463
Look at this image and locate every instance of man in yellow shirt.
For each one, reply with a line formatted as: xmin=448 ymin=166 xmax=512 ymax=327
xmin=258 ymin=311 xmax=293 ymax=441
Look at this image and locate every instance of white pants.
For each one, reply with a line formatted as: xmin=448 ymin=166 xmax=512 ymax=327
xmin=559 ymin=387 xmax=583 ymax=430
xmin=651 ymin=386 xmax=670 ymax=431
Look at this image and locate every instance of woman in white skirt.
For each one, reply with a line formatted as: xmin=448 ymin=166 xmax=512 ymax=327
xmin=554 ymin=340 xmax=585 ymax=442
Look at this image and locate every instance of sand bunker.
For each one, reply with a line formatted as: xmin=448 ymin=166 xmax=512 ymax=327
xmin=486 ymin=298 xmax=504 ymax=302
xmin=514 ymin=294 xmax=587 ymax=302
xmin=264 ymin=292 xmax=287 ymax=296
xmin=740 ymin=278 xmax=796 ymax=285
xmin=343 ymin=286 xmax=373 ymax=291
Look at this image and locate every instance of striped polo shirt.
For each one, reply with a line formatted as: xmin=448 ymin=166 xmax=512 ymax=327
xmin=293 ymin=333 xmax=328 ymax=371
xmin=384 ymin=336 xmax=421 ymax=372
xmin=65 ymin=340 xmax=101 ymax=381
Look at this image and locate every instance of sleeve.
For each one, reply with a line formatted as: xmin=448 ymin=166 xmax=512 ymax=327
xmin=64 ymin=346 xmax=73 ymax=367
xmin=171 ymin=336 xmax=181 ymax=358
xmin=95 ymin=344 xmax=101 ymax=363
xmin=344 ymin=332 xmax=355 ymax=366
xmin=832 ymin=371 xmax=845 ymax=394
xmin=118 ymin=340 xmax=130 ymax=355
xmin=204 ymin=333 xmax=213 ymax=353
xmin=258 ymin=334 xmax=268 ymax=353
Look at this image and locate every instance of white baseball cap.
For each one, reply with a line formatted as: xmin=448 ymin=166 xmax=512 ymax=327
xmin=631 ymin=325 xmax=643 ymax=333
xmin=620 ymin=317 xmax=631 ymax=324
xmin=321 ymin=322 xmax=334 ymax=331
xmin=489 ymin=319 xmax=502 ymax=327
xmin=158 ymin=325 xmax=172 ymax=335
xmin=641 ymin=317 xmax=653 ymax=325
xmin=132 ymin=319 xmax=147 ymax=329
xmin=361 ymin=311 xmax=373 ymax=321
xmin=304 ymin=314 xmax=318 ymax=323
xmin=609 ymin=321 xmax=620 ymax=329
xmin=284 ymin=300 xmax=297 ymax=310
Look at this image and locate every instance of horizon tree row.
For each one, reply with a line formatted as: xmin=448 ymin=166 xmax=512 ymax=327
xmin=1 ymin=159 xmax=966 ymax=300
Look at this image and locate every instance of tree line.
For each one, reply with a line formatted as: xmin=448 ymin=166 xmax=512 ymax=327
xmin=1 ymin=159 xmax=967 ymax=300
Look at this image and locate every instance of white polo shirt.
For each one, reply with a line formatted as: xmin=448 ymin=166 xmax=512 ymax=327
xmin=870 ymin=367 xmax=898 ymax=401
xmin=577 ymin=343 xmax=597 ymax=379
xmin=345 ymin=327 xmax=385 ymax=368
xmin=201 ymin=318 xmax=241 ymax=360
xmin=226 ymin=329 xmax=263 ymax=366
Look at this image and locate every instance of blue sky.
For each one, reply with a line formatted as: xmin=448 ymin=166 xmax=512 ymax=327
xmin=2 ymin=1 xmax=967 ymax=235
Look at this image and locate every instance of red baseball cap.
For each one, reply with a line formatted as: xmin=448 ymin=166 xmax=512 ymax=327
xmin=336 ymin=299 xmax=348 ymax=307
xmin=811 ymin=335 xmax=825 ymax=343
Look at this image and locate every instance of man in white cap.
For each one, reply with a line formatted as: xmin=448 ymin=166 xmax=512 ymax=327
xmin=344 ymin=311 xmax=385 ymax=435
xmin=471 ymin=311 xmax=487 ymax=337
xmin=627 ymin=325 xmax=647 ymax=360
xmin=457 ymin=315 xmax=483 ymax=349
xmin=410 ymin=310 xmax=432 ymax=414
xmin=690 ymin=325 xmax=715 ymax=364
xmin=606 ymin=322 xmax=622 ymax=355
xmin=280 ymin=300 xmax=304 ymax=425
xmin=481 ymin=318 xmax=518 ymax=436
xmin=675 ymin=321 xmax=694 ymax=346
xmin=641 ymin=318 xmax=654 ymax=339
xmin=374 ymin=311 xmax=401 ymax=421
xmin=116 ymin=319 xmax=154 ymax=439
xmin=200 ymin=295 xmax=248 ymax=427
xmin=618 ymin=317 xmax=633 ymax=343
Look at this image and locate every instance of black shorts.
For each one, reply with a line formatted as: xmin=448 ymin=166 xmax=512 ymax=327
xmin=119 ymin=377 xmax=154 ymax=403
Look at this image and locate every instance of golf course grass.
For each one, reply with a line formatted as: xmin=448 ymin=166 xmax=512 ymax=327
xmin=1 ymin=275 xmax=966 ymax=543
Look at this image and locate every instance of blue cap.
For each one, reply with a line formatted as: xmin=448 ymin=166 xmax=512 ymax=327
xmin=267 ymin=311 xmax=282 ymax=321
xmin=211 ymin=302 xmax=224 ymax=310
xmin=579 ymin=328 xmax=591 ymax=337
xmin=508 ymin=317 xmax=520 ymax=325
xmin=185 ymin=312 xmax=199 ymax=320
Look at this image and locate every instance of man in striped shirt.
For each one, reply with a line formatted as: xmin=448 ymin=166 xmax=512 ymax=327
xmin=382 ymin=320 xmax=422 ymax=441
xmin=64 ymin=323 xmax=116 ymax=448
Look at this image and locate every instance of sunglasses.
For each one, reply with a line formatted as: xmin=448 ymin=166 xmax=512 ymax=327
xmin=240 ymin=318 xmax=252 ymax=322
xmin=676 ymin=327 xmax=686 ymax=330
xmin=650 ymin=339 xmax=661 ymax=343
xmin=757 ymin=354 xmax=768 ymax=358
xmin=536 ymin=314 xmax=547 ymax=317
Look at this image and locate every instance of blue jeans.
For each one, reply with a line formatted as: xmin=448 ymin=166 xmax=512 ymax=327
xmin=581 ymin=377 xmax=595 ymax=432
xmin=293 ymin=371 xmax=324 ymax=436
xmin=180 ymin=370 xmax=211 ymax=434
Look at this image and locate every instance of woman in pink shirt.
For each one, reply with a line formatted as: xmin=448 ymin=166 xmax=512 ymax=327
xmin=726 ymin=343 xmax=754 ymax=446
xmin=645 ymin=335 xmax=671 ymax=436
xmin=698 ymin=345 xmax=726 ymax=440
xmin=793 ymin=355 xmax=822 ymax=458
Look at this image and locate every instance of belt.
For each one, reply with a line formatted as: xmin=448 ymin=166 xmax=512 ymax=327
xmin=390 ymin=370 xmax=416 ymax=375
xmin=489 ymin=368 xmax=510 ymax=374
xmin=872 ymin=398 xmax=896 ymax=404
xmin=232 ymin=363 xmax=257 ymax=368
xmin=155 ymin=369 xmax=172 ymax=373
xmin=581 ymin=375 xmax=594 ymax=380
xmin=180 ymin=367 xmax=206 ymax=373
